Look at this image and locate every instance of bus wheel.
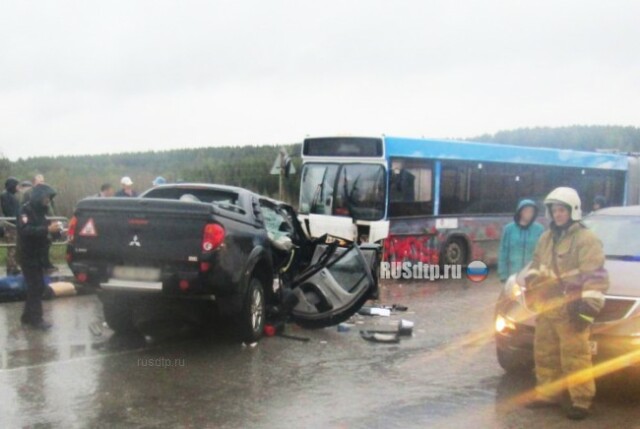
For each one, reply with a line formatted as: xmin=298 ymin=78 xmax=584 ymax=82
xmin=442 ymin=238 xmax=467 ymax=266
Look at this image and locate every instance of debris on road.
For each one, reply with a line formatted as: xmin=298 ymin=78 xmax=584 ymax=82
xmin=360 ymin=330 xmax=400 ymax=344
xmin=398 ymin=319 xmax=414 ymax=336
xmin=358 ymin=306 xmax=391 ymax=317
xmin=337 ymin=323 xmax=353 ymax=332
xmin=263 ymin=320 xmax=311 ymax=342
xmin=354 ymin=305 xmax=415 ymax=343
xmin=264 ymin=323 xmax=282 ymax=337
xmin=358 ymin=304 xmax=410 ymax=317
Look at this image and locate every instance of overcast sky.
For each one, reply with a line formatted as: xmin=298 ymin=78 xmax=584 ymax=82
xmin=1 ymin=0 xmax=638 ymax=160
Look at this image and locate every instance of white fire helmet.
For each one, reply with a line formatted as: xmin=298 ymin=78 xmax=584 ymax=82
xmin=544 ymin=187 xmax=582 ymax=221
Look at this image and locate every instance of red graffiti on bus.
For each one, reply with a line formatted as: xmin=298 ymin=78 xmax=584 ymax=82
xmin=383 ymin=234 xmax=441 ymax=264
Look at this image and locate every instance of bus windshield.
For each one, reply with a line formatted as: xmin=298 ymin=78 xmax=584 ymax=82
xmin=299 ymin=163 xmax=386 ymax=221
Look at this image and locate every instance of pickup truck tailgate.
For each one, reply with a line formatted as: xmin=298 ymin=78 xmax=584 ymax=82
xmin=72 ymin=198 xmax=215 ymax=264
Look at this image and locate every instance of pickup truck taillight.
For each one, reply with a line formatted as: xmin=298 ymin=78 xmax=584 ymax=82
xmin=67 ymin=216 xmax=78 ymax=244
xmin=202 ymin=223 xmax=225 ymax=252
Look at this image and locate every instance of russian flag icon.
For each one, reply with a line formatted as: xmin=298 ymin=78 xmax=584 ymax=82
xmin=466 ymin=260 xmax=488 ymax=282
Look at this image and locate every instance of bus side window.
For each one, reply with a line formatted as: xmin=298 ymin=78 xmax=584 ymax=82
xmin=389 ymin=160 xmax=433 ymax=217
xmin=391 ymin=169 xmax=416 ymax=202
xmin=440 ymin=164 xmax=469 ymax=214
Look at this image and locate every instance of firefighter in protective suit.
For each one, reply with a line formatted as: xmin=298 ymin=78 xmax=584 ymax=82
xmin=524 ymin=187 xmax=608 ymax=420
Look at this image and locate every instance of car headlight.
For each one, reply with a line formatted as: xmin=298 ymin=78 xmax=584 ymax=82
xmin=495 ymin=314 xmax=516 ymax=333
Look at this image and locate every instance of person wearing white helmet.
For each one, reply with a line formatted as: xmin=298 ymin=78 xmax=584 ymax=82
xmin=115 ymin=176 xmax=137 ymax=197
xmin=524 ymin=187 xmax=609 ymax=420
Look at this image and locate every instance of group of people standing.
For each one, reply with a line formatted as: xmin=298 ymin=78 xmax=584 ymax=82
xmin=1 ymin=175 xmax=56 ymax=276
xmin=498 ymin=190 xmax=610 ymax=420
xmin=95 ymin=176 xmax=167 ymax=199
xmin=0 ymin=173 xmax=167 ymax=331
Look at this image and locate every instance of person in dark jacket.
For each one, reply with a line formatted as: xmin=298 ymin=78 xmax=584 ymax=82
xmin=1 ymin=177 xmax=21 ymax=275
xmin=19 ymin=180 xmax=32 ymax=195
xmin=96 ymin=183 xmax=114 ymax=198
xmin=1 ymin=177 xmax=20 ymax=217
xmin=18 ymin=184 xmax=61 ymax=330
xmin=498 ymin=199 xmax=545 ymax=282
xmin=21 ymin=175 xmax=57 ymax=271
xmin=115 ymin=176 xmax=137 ymax=197
xmin=21 ymin=174 xmax=45 ymax=205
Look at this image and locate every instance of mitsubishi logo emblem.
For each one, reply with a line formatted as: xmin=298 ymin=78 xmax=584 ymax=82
xmin=129 ymin=235 xmax=141 ymax=247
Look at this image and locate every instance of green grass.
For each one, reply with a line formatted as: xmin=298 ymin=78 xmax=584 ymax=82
xmin=0 ymin=244 xmax=67 ymax=266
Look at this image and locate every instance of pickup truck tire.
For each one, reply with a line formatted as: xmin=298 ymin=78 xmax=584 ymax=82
xmin=103 ymin=295 xmax=136 ymax=334
xmin=237 ymin=277 xmax=266 ymax=343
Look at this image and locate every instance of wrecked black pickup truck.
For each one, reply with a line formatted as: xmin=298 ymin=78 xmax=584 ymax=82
xmin=66 ymin=184 xmax=380 ymax=342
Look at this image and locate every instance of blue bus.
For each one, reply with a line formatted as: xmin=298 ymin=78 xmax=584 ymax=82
xmin=298 ymin=136 xmax=640 ymax=266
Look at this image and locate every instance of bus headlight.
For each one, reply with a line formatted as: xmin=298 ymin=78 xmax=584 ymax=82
xmin=495 ymin=314 xmax=516 ymax=333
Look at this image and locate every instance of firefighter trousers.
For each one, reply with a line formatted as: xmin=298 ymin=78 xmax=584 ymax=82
xmin=534 ymin=312 xmax=595 ymax=408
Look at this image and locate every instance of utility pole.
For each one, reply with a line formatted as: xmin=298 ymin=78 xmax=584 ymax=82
xmin=279 ymin=148 xmax=286 ymax=201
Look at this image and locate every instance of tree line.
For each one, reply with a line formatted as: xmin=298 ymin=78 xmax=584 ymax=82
xmin=469 ymin=125 xmax=640 ymax=153
xmin=1 ymin=125 xmax=639 ymax=218
xmin=2 ymin=144 xmax=302 ymax=218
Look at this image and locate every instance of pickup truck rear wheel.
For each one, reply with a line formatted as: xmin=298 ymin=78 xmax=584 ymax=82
xmin=238 ymin=277 xmax=266 ymax=343
xmin=103 ymin=295 xmax=136 ymax=334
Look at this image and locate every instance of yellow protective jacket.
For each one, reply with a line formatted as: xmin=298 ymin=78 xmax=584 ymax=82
xmin=525 ymin=222 xmax=609 ymax=317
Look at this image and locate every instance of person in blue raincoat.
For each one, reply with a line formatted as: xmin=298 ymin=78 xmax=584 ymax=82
xmin=498 ymin=199 xmax=545 ymax=282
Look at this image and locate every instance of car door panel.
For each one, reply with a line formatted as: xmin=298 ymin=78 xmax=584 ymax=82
xmin=262 ymin=200 xmax=381 ymax=328
xmin=289 ymin=242 xmax=378 ymax=328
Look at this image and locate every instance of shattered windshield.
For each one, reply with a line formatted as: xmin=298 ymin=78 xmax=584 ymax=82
xmin=299 ymin=163 xmax=386 ymax=221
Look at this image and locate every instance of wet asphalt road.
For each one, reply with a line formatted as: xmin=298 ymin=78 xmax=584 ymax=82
xmin=1 ymin=274 xmax=639 ymax=428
